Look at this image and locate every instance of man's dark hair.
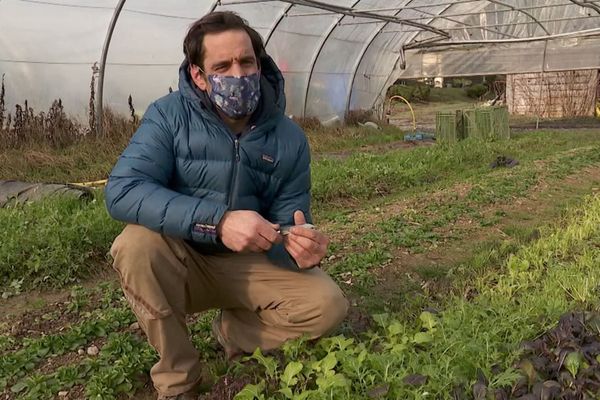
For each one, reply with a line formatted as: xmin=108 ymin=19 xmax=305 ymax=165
xmin=184 ymin=11 xmax=265 ymax=70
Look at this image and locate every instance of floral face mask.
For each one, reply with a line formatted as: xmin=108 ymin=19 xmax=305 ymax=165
xmin=204 ymin=71 xmax=261 ymax=119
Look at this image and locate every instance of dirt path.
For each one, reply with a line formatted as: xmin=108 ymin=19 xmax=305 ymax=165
xmin=334 ymin=164 xmax=600 ymax=316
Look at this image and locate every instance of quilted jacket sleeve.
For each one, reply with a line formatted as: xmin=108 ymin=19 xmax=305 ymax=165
xmin=267 ymin=138 xmax=312 ymax=227
xmin=104 ymin=102 xmax=228 ymax=244
xmin=265 ymin=137 xmax=312 ymax=269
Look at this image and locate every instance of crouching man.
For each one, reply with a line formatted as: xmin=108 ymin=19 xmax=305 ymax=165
xmin=104 ymin=11 xmax=348 ymax=400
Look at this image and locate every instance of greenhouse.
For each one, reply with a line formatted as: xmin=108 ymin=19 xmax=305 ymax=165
xmin=2 ymin=1 xmax=600 ymax=399
xmin=1 ymin=0 xmax=599 ymax=124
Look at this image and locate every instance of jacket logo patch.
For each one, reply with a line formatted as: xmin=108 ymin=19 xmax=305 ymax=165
xmin=262 ymin=154 xmax=275 ymax=163
xmin=193 ymin=223 xmax=217 ymax=236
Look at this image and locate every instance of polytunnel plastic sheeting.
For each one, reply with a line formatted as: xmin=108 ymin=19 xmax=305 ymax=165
xmin=265 ymin=0 xmax=354 ymax=119
xmin=350 ymin=0 xmax=464 ymax=116
xmin=103 ymin=0 xmax=290 ymax=114
xmin=0 ymin=0 xmax=117 ymax=118
xmin=1 ymin=0 xmax=600 ymax=125
xmin=305 ymin=0 xmax=413 ymax=123
xmin=349 ymin=30 xmax=405 ymax=113
xmin=218 ymin=1 xmax=289 ymax=39
xmin=102 ymin=0 xmax=203 ymax=114
xmin=395 ymin=36 xmax=600 ymax=79
xmin=419 ymin=0 xmax=599 ymax=41
xmin=380 ymin=0 xmax=600 ymax=109
xmin=104 ymin=1 xmax=319 ymax=115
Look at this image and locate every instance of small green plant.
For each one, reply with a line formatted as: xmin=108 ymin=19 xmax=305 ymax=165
xmin=0 ymin=306 xmax=137 ymax=393
xmin=387 ymin=84 xmax=414 ymax=100
xmin=387 ymin=83 xmax=430 ymax=102
xmin=465 ymin=83 xmax=488 ymax=99
xmin=452 ymin=78 xmax=472 ymax=88
xmin=67 ymin=285 xmax=89 ymax=314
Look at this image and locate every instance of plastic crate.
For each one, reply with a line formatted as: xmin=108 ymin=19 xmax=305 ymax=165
xmin=492 ymin=106 xmax=511 ymax=139
xmin=437 ymin=106 xmax=511 ymax=143
xmin=435 ymin=112 xmax=458 ymax=143
xmin=462 ymin=109 xmax=478 ymax=139
xmin=475 ymin=108 xmax=493 ymax=139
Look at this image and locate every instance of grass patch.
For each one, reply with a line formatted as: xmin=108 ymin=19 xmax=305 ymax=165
xmin=0 ymin=121 xmax=406 ymax=183
xmin=319 ymin=133 xmax=600 ymax=292
xmin=3 ymin=130 xmax=600 ymax=292
xmin=313 ymin=130 xmax=600 ymax=212
xmin=307 ymin=124 xmax=405 ymax=154
xmin=0 ymin=138 xmax=128 ymax=184
xmin=0 ymin=193 xmax=122 ymax=292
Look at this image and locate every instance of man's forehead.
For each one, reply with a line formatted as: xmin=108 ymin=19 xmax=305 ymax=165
xmin=202 ymin=30 xmax=255 ymax=62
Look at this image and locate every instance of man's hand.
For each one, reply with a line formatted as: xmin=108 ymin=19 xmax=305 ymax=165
xmin=217 ymin=210 xmax=281 ymax=252
xmin=284 ymin=210 xmax=329 ymax=269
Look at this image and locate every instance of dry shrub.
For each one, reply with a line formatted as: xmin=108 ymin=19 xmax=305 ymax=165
xmin=0 ymin=73 xmax=84 ymax=149
xmin=23 ymin=150 xmax=75 ymax=170
xmin=0 ymin=72 xmax=138 ymax=152
xmin=88 ymin=63 xmax=98 ymax=134
xmin=0 ymin=97 xmax=82 ymax=149
xmin=0 ymin=74 xmax=5 ymax=133
xmin=0 ymin=98 xmax=136 ymax=150
xmin=101 ymin=107 xmax=138 ymax=144
xmin=292 ymin=116 xmax=322 ymax=131
xmin=346 ymin=109 xmax=379 ymax=127
xmin=128 ymin=94 xmax=139 ymax=125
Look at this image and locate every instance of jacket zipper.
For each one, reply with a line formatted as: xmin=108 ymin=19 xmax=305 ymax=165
xmin=227 ymin=137 xmax=240 ymax=208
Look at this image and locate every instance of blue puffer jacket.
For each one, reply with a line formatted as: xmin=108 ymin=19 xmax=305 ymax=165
xmin=105 ymin=55 xmax=311 ymax=266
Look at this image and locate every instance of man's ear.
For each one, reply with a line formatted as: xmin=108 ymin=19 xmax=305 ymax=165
xmin=189 ymin=65 xmax=208 ymax=91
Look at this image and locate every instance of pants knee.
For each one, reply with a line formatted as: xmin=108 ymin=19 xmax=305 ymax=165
xmin=314 ymin=288 xmax=349 ymax=336
xmin=112 ymin=224 xmax=160 ymax=257
xmin=110 ymin=225 xmax=176 ymax=279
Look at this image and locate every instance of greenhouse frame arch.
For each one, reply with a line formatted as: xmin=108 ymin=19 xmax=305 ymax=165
xmin=1 ymin=0 xmax=599 ymax=132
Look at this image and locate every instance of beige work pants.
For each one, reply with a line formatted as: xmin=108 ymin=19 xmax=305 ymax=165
xmin=110 ymin=224 xmax=348 ymax=397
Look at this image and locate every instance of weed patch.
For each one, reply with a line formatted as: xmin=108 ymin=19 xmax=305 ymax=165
xmin=0 ymin=193 xmax=122 ymax=292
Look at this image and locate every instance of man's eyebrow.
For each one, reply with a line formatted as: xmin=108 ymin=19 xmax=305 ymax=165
xmin=211 ymin=60 xmax=231 ymax=68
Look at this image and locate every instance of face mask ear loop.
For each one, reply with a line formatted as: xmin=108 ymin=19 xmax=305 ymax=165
xmin=191 ymin=65 xmax=210 ymax=94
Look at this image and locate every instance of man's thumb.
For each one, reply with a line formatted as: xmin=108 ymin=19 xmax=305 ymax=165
xmin=294 ymin=210 xmax=306 ymax=225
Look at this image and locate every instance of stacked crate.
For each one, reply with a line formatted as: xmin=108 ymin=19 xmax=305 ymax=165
xmin=435 ymin=106 xmax=510 ymax=143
